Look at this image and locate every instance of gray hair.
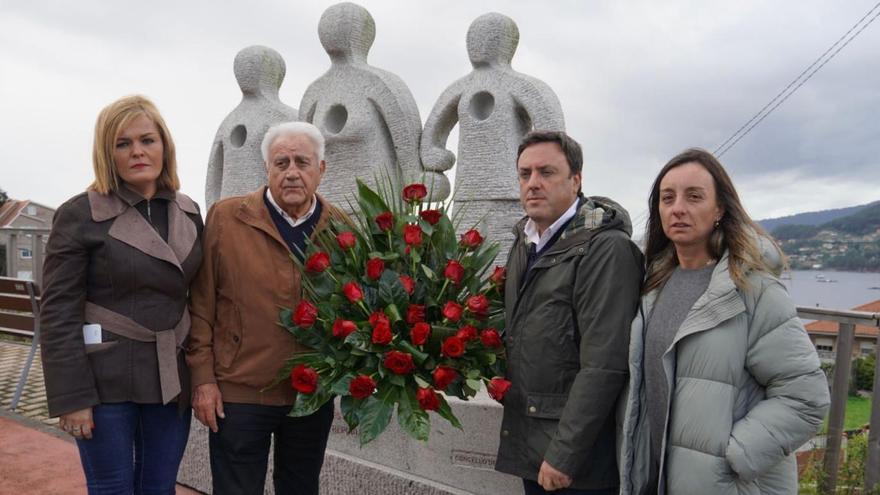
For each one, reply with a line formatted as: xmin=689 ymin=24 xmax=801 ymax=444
xmin=261 ymin=121 xmax=325 ymax=164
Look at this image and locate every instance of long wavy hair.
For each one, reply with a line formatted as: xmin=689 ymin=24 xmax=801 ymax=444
xmin=643 ymin=148 xmax=781 ymax=293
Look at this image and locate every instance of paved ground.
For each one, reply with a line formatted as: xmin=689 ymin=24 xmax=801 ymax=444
xmin=0 ymin=340 xmax=201 ymax=494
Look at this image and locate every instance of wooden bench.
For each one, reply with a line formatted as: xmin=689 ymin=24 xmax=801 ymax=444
xmin=0 ymin=276 xmax=41 ymax=410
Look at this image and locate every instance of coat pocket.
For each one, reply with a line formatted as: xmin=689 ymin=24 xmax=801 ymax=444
xmin=84 ymin=341 xmax=119 ymax=354
xmin=214 ymin=303 xmax=242 ymax=369
xmin=525 ymin=392 xmax=568 ymax=419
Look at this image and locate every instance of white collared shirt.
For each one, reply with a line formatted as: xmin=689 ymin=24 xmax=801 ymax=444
xmin=265 ymin=189 xmax=318 ymax=228
xmin=524 ymin=197 xmax=580 ymax=253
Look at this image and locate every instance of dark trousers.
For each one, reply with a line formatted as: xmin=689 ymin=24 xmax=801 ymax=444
xmin=209 ymin=401 xmax=334 ymax=495
xmin=75 ymin=402 xmax=190 ymax=495
xmin=523 ymin=479 xmax=618 ymax=495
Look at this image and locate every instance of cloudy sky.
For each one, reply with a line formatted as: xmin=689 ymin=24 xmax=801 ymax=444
xmin=2 ymin=0 xmax=878 ymax=234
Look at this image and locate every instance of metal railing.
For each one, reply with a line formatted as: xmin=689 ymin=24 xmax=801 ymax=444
xmin=797 ymin=305 xmax=880 ymax=494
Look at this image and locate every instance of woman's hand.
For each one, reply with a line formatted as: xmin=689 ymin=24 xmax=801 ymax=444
xmin=59 ymin=408 xmax=94 ymax=439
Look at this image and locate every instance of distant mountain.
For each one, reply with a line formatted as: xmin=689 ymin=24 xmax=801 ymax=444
xmin=758 ymin=201 xmax=879 ymax=232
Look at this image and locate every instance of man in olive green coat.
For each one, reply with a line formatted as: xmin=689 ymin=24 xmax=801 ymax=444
xmin=495 ymin=131 xmax=643 ymax=494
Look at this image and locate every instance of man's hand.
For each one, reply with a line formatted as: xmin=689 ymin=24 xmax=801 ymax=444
xmin=192 ymin=383 xmax=225 ymax=432
xmin=538 ymin=460 xmax=572 ymax=491
xmin=59 ymin=407 xmax=94 ymax=440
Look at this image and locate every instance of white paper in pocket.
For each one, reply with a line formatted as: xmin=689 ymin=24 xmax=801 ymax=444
xmin=82 ymin=324 xmax=102 ymax=344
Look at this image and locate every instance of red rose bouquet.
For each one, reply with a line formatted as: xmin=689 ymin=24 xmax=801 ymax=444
xmin=275 ymin=179 xmax=508 ymax=445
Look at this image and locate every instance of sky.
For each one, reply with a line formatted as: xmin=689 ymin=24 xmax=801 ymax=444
xmin=1 ymin=0 xmax=878 ymax=235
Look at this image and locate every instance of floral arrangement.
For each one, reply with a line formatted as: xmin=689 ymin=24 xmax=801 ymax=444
xmin=277 ymin=179 xmax=511 ymax=445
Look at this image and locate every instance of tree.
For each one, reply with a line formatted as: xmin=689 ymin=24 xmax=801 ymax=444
xmin=853 ymin=354 xmax=876 ymax=392
xmin=0 ymin=188 xmax=8 ymax=207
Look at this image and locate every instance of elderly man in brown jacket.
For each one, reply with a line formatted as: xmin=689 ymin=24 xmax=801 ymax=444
xmin=187 ymin=121 xmax=347 ymax=495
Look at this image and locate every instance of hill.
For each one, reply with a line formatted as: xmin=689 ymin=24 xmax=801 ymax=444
xmin=758 ymin=201 xmax=879 ymax=232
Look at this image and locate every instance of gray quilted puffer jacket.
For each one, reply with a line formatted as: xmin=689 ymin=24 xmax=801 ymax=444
xmin=618 ymin=249 xmax=830 ymax=495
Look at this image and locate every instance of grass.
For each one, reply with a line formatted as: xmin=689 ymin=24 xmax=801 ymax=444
xmin=842 ymin=395 xmax=872 ymax=431
xmin=822 ymin=395 xmax=873 ymax=433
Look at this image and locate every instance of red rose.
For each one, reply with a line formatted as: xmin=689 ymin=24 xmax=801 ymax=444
xmin=442 ymin=301 xmax=463 ymax=322
xmin=419 ymin=209 xmax=442 ymax=225
xmin=406 ymin=304 xmax=426 ymax=324
xmin=366 ymin=257 xmax=385 ymax=280
xmin=410 ymin=322 xmax=431 ymax=345
xmin=369 ymin=311 xmax=389 ymax=327
xmin=384 ymin=351 xmax=415 ymax=375
xmin=490 ymin=266 xmax=506 ymax=286
xmin=432 ymin=366 xmax=458 ymax=390
xmin=441 ymin=336 xmax=465 ymax=358
xmin=399 ymin=274 xmax=415 ymax=295
xmin=305 ymin=252 xmax=330 ymax=273
xmin=402 ymin=183 xmax=428 ymax=203
xmin=375 ymin=211 xmax=394 ymax=232
xmin=466 ymin=294 xmax=489 ymax=318
xmin=456 ymin=325 xmax=478 ymax=342
xmin=480 ymin=328 xmax=503 ymax=348
xmin=371 ymin=319 xmax=393 ymax=345
xmin=459 ymin=229 xmax=483 ymax=249
xmin=487 ymin=377 xmax=512 ymax=402
xmin=342 ymin=281 xmax=363 ymax=303
xmin=403 ymin=224 xmax=422 ymax=246
xmin=290 ymin=364 xmax=318 ymax=394
xmin=292 ymin=300 xmax=318 ymax=328
xmin=336 ymin=231 xmax=357 ymax=250
xmin=443 ymin=260 xmax=465 ymax=285
xmin=349 ymin=375 xmax=376 ymax=400
xmin=415 ymin=387 xmax=440 ymax=411
xmin=332 ymin=318 xmax=357 ymax=339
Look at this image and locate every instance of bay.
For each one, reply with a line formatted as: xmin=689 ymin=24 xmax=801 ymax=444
xmin=781 ymin=270 xmax=880 ymax=311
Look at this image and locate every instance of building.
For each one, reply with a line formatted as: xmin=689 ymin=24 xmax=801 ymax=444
xmin=0 ymin=199 xmax=55 ymax=280
xmin=805 ymin=299 xmax=880 ymax=361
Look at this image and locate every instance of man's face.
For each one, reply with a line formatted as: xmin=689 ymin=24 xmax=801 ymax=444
xmin=517 ymin=141 xmax=581 ymax=234
xmin=266 ymin=134 xmax=325 ymax=218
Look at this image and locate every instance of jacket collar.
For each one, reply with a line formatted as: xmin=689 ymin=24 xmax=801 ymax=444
xmin=235 ymin=187 xmax=334 ymax=253
xmin=643 ymin=251 xmax=746 ymax=347
xmin=87 ymin=186 xmax=199 ymax=273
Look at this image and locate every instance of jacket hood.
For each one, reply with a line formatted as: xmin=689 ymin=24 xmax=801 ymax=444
xmin=514 ymin=193 xmax=634 ymax=242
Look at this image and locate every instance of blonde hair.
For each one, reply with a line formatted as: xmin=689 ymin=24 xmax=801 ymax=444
xmin=90 ymin=95 xmax=180 ymax=194
xmin=643 ymin=148 xmax=782 ymax=293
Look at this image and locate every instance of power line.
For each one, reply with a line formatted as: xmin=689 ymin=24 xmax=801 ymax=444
xmin=714 ymin=1 xmax=880 ymax=158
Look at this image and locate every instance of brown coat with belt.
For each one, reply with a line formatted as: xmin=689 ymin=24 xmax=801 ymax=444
xmin=39 ymin=186 xmax=203 ymax=418
xmin=186 ymin=188 xmax=347 ymax=406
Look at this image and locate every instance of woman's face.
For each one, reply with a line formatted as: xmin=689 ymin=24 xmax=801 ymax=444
xmin=658 ymin=161 xmax=723 ymax=253
xmin=113 ymin=113 xmax=164 ymax=198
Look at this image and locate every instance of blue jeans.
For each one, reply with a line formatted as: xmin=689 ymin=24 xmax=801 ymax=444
xmin=75 ymin=402 xmax=190 ymax=495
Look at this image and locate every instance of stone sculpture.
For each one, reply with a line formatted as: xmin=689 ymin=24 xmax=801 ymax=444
xmin=421 ymin=13 xmax=565 ymax=252
xmin=205 ymin=45 xmax=298 ymax=209
xmin=300 ymin=2 xmax=450 ymax=206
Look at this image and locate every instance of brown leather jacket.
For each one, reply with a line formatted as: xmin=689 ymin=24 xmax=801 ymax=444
xmin=186 ymin=188 xmax=347 ymax=406
xmin=40 ymin=186 xmax=203 ymax=417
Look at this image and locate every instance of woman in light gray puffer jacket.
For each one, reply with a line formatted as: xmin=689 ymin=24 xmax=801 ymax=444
xmin=618 ymin=149 xmax=830 ymax=495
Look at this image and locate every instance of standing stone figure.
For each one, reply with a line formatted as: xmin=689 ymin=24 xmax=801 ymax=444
xmin=205 ymin=45 xmax=298 ymax=209
xmin=300 ymin=2 xmax=449 ymax=206
xmin=421 ymin=13 xmax=565 ymax=253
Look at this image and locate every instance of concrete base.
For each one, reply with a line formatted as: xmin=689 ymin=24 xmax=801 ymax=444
xmin=178 ymin=393 xmax=520 ymax=494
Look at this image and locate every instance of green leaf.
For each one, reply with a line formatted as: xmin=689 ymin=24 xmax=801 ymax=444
xmin=413 ymin=374 xmax=431 ymax=388
xmin=357 ymin=179 xmax=391 ymax=221
xmin=289 ymin=387 xmax=332 ymax=417
xmin=465 ymin=378 xmax=482 ymax=391
xmin=310 ymin=272 xmax=337 ymax=299
xmin=378 ymin=269 xmax=409 ymax=309
xmin=466 ymin=369 xmax=481 ymax=380
xmin=387 ymin=373 xmax=405 ymax=387
xmin=330 ymin=373 xmax=355 ymax=396
xmin=340 ymin=395 xmax=361 ymax=430
xmin=435 ymin=394 xmax=463 ymax=430
xmin=420 ymin=264 xmax=437 ymax=282
xmin=358 ymin=395 xmax=394 ymax=445
xmin=398 ymin=340 xmax=429 ymax=365
xmin=344 ymin=331 xmax=372 ymax=352
xmin=397 ymin=387 xmax=430 ymax=441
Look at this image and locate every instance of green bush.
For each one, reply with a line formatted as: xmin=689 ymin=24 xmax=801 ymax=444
xmin=853 ymin=354 xmax=876 ymax=392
